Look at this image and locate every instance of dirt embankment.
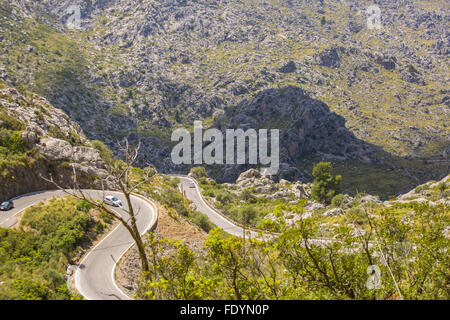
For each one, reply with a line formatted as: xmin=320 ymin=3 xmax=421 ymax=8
xmin=116 ymin=202 xmax=208 ymax=298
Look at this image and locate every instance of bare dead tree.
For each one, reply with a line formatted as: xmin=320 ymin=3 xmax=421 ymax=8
xmin=41 ymin=138 xmax=155 ymax=274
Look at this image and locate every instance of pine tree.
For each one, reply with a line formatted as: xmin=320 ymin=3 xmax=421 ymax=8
xmin=311 ymin=162 xmax=341 ymax=205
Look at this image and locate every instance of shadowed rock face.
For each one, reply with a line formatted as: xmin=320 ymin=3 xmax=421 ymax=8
xmin=278 ymin=61 xmax=297 ymax=73
xmin=214 ymin=86 xmax=375 ymax=182
xmin=316 ymin=48 xmax=341 ymax=68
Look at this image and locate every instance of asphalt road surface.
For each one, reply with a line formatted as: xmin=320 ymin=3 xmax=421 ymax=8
xmin=178 ymin=176 xmax=259 ymax=239
xmin=0 ymin=177 xmax=336 ymax=300
xmin=0 ymin=190 xmax=64 ymax=228
xmin=0 ymin=189 xmax=157 ymax=300
xmin=177 ymin=176 xmax=343 ymax=246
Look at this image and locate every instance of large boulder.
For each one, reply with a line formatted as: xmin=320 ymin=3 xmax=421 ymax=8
xmin=266 ymin=189 xmax=291 ymax=200
xmin=291 ymin=181 xmax=310 ymax=199
xmin=359 ymin=194 xmax=381 ymax=204
xmin=375 ymin=53 xmax=397 ymax=70
xmin=37 ymin=137 xmax=105 ymax=168
xmin=316 ymin=47 xmax=341 ymax=68
xmin=37 ymin=138 xmax=74 ymax=161
xmin=236 ymin=169 xmax=262 ymax=186
xmin=322 ymin=208 xmax=343 ymax=217
xmin=278 ymin=61 xmax=296 ymax=73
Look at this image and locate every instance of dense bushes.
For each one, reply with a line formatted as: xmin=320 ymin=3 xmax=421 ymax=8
xmin=0 ymin=198 xmax=109 ymax=300
xmin=139 ymin=201 xmax=449 ymax=300
xmin=216 ymin=189 xmax=233 ymax=203
xmin=0 ymin=106 xmax=27 ymax=156
xmin=198 ymin=179 xmax=286 ymax=229
xmin=0 ymin=129 xmax=26 ymax=155
xmin=0 ymin=108 xmax=25 ymax=131
xmin=238 ymin=206 xmax=258 ymax=225
xmin=331 ymin=194 xmax=345 ymax=208
xmin=189 ymin=166 xmax=207 ymax=179
xmin=91 ymin=140 xmax=114 ymax=164
xmin=0 ymin=109 xmax=31 ymax=179
xmin=190 ymin=211 xmax=214 ymax=233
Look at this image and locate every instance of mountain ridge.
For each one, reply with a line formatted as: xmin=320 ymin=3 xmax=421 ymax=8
xmin=0 ymin=0 xmax=448 ymax=197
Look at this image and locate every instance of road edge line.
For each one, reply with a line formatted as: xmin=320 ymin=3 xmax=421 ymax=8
xmin=110 ymin=193 xmax=159 ymax=300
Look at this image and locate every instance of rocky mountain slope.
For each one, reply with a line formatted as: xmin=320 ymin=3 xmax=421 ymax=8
xmin=214 ymin=86 xmax=376 ymax=182
xmin=200 ymin=166 xmax=449 ymax=231
xmin=0 ymin=82 xmax=109 ymax=201
xmin=114 ymin=168 xmax=449 ymax=298
xmin=0 ymin=0 xmax=448 ymax=196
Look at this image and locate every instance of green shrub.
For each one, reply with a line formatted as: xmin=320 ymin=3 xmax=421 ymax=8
xmin=34 ymin=109 xmax=45 ymax=122
xmin=0 ymin=129 xmax=26 ymax=154
xmin=161 ymin=187 xmax=189 ymax=217
xmin=347 ymin=207 xmax=366 ymax=225
xmin=240 ymin=188 xmax=256 ymax=203
xmin=216 ymin=190 xmax=233 ymax=203
xmin=91 ymin=140 xmax=114 ymax=163
xmin=164 ymin=176 xmax=179 ymax=188
xmin=331 ymin=194 xmax=345 ymax=208
xmin=203 ymin=189 xmax=215 ymax=197
xmin=76 ymin=200 xmax=93 ymax=213
xmin=12 ymin=279 xmax=50 ymax=300
xmin=238 ymin=206 xmax=258 ymax=225
xmin=190 ymin=211 xmax=214 ymax=233
xmin=0 ymin=108 xmax=25 ymax=131
xmin=100 ymin=210 xmax=113 ymax=224
xmin=311 ymin=162 xmax=342 ymax=205
xmin=190 ymin=166 xmax=207 ymax=179
xmin=438 ymin=182 xmax=447 ymax=194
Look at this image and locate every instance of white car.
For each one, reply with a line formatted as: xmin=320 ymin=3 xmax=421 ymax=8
xmin=104 ymin=195 xmax=122 ymax=207
xmin=189 ymin=182 xmax=196 ymax=188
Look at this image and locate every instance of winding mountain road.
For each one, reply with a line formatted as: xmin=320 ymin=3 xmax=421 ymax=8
xmin=1 ymin=176 xmax=342 ymax=300
xmin=0 ymin=178 xmax=260 ymax=301
xmin=0 ymin=189 xmax=157 ymax=300
xmin=178 ymin=176 xmax=259 ymax=239
xmin=178 ymin=176 xmax=346 ymax=246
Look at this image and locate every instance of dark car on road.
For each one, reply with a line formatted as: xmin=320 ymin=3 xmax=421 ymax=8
xmin=0 ymin=201 xmax=14 ymax=211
